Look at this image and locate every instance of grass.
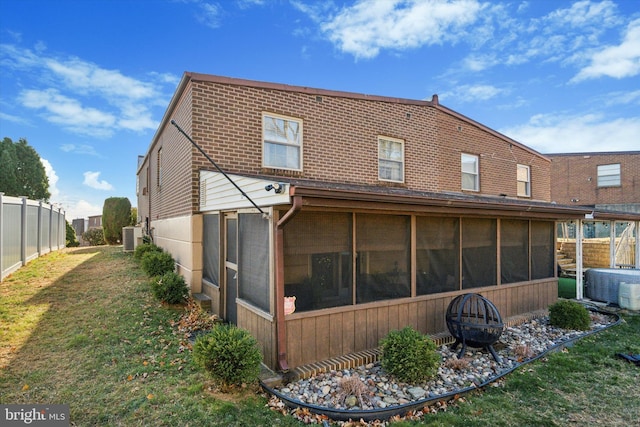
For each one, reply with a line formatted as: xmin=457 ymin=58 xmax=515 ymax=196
xmin=0 ymin=246 xmax=301 ymax=426
xmin=1 ymin=246 xmax=639 ymax=426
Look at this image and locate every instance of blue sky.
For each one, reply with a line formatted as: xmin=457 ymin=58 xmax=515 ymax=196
xmin=1 ymin=0 xmax=639 ymax=220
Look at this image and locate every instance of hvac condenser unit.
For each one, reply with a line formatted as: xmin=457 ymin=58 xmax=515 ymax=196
xmin=123 ymin=226 xmax=143 ymax=252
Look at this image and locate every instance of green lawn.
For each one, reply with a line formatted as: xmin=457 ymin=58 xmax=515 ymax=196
xmin=1 ymin=246 xmax=638 ymax=426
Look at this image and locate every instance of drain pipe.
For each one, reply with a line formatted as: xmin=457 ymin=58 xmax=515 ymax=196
xmin=275 ymin=195 xmax=302 ymax=371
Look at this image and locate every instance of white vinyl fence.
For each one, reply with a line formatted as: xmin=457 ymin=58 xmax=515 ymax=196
xmin=0 ymin=193 xmax=66 ymax=282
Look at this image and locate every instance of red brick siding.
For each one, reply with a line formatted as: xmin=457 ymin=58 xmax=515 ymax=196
xmin=548 ymin=153 xmax=640 ymax=206
xmin=140 ymin=77 xmax=554 ymax=217
xmin=436 ymin=110 xmax=551 ymax=200
xmin=187 ymin=79 xmax=549 ymax=201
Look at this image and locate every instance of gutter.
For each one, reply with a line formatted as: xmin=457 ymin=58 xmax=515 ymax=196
xmin=274 ymin=195 xmax=303 ymax=371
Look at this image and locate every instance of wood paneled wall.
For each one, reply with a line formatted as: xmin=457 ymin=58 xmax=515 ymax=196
xmin=237 ymin=303 xmax=277 ymax=370
xmin=284 ymin=279 xmax=557 ymax=369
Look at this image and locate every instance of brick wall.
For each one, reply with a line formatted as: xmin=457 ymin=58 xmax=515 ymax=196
xmin=559 ymin=238 xmax=637 ymax=269
xmin=139 ymin=75 xmax=556 ymax=220
xmin=548 ymin=152 xmax=640 ymax=206
xmin=436 ymin=110 xmax=551 ymax=200
xmin=186 ymin=77 xmax=551 ymax=203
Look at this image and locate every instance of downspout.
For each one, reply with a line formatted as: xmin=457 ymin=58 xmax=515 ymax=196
xmin=275 ymin=195 xmax=302 ymax=372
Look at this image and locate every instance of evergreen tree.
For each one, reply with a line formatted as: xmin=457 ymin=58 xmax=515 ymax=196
xmin=0 ymin=137 xmax=51 ymax=201
xmin=66 ymin=221 xmax=80 ymax=247
xmin=102 ymin=197 xmax=132 ymax=244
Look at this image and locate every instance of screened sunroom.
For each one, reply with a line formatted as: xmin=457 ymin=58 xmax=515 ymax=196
xmin=197 ymin=173 xmax=585 ymax=371
xmin=282 ymin=211 xmax=556 ymax=314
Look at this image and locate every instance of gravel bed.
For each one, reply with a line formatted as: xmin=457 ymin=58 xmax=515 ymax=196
xmin=273 ymin=313 xmax=615 ymax=411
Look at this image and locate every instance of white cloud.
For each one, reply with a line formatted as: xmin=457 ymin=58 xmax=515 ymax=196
xmin=62 ymin=199 xmax=103 ymax=220
xmin=0 ymin=111 xmax=29 ymax=125
xmin=572 ymin=18 xmax=640 ymax=82
xmin=451 ymin=1 xmax=623 ymax=74
xmin=441 ymin=84 xmax=507 ymax=103
xmin=604 ymin=89 xmax=640 ymax=106
xmin=199 ymin=2 xmax=223 ymax=28
xmin=20 ymin=89 xmax=116 ymax=137
xmin=41 ymin=158 xmax=59 ymax=198
xmin=542 ymin=0 xmax=619 ymax=29
xmin=500 ymin=113 xmax=640 ymax=154
xmin=83 ymin=171 xmax=114 ymax=191
xmin=1 ymin=44 xmax=168 ymax=137
xmin=60 ymin=143 xmax=100 ymax=156
xmin=44 ymin=57 xmax=157 ymax=99
xmin=319 ymin=0 xmax=483 ymax=59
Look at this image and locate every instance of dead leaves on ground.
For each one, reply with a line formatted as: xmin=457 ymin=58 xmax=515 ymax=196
xmin=266 ymin=393 xmax=468 ymax=426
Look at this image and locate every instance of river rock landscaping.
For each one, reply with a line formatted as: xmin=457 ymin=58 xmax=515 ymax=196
xmin=269 ymin=309 xmax=617 ymax=417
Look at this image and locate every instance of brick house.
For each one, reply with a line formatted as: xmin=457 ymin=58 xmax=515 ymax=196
xmin=136 ymin=73 xmax=639 ymax=371
xmin=547 ymin=152 xmax=640 ymax=272
xmin=547 ymin=151 xmax=640 ymax=214
xmin=87 ymin=215 xmax=102 ymax=229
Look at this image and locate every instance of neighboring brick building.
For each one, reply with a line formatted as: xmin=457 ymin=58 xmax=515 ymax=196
xmin=137 ymin=73 xmax=639 ymax=371
xmin=87 ymin=215 xmax=102 ymax=229
xmin=547 ymin=152 xmax=640 ymax=214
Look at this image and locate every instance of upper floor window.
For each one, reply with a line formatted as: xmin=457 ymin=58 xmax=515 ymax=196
xmin=157 ymin=147 xmax=162 ymax=187
xmin=263 ymin=113 xmax=302 ymax=170
xmin=461 ymin=153 xmax=479 ymax=191
xmin=517 ymin=164 xmax=530 ymax=197
xmin=597 ymin=163 xmax=620 ymax=187
xmin=378 ymin=136 xmax=404 ymax=182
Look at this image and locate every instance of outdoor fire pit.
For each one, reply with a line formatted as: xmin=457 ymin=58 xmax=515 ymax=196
xmin=445 ymin=293 xmax=504 ymax=362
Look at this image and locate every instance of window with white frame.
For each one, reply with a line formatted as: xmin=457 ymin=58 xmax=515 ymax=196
xmin=263 ymin=113 xmax=302 ymax=170
xmin=461 ymin=153 xmax=479 ymax=191
xmin=378 ymin=136 xmax=404 ymax=182
xmin=597 ymin=163 xmax=620 ymax=187
xmin=517 ymin=164 xmax=530 ymax=197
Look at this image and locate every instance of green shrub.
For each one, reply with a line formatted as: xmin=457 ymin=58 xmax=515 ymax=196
xmin=151 ymin=271 xmax=189 ymax=304
xmin=134 ymin=242 xmax=162 ymax=260
xmin=82 ymin=227 xmax=106 ymax=246
xmin=102 ymin=197 xmax=132 ymax=244
xmin=192 ymin=324 xmax=263 ymax=390
xmin=141 ymin=250 xmax=175 ymax=277
xmin=380 ymin=326 xmax=440 ymax=383
xmin=549 ymin=300 xmax=591 ymax=331
xmin=65 ymin=221 xmax=80 ymax=247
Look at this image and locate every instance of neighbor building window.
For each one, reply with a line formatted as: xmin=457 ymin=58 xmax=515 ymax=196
xmin=517 ymin=164 xmax=530 ymax=197
xmin=378 ymin=136 xmax=404 ymax=182
xmin=263 ymin=113 xmax=302 ymax=170
xmin=461 ymin=153 xmax=479 ymax=191
xmin=157 ymin=147 xmax=162 ymax=187
xmin=597 ymin=163 xmax=620 ymax=187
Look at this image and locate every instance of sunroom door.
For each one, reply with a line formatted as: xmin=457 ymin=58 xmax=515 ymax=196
xmin=224 ymin=213 xmax=238 ymax=325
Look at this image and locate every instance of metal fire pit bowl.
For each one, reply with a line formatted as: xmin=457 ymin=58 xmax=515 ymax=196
xmin=445 ymin=293 xmax=504 ymax=362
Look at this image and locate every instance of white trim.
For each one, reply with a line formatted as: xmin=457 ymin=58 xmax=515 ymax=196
xmin=262 ymin=112 xmax=303 ymax=171
xmin=378 ymin=136 xmax=405 ymax=183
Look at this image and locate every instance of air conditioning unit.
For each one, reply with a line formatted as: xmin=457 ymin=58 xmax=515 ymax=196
xmin=123 ymin=226 xmax=143 ymax=252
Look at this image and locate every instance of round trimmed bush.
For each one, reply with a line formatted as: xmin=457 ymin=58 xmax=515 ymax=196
xmin=134 ymin=242 xmax=162 ymax=260
xmin=192 ymin=324 xmax=263 ymax=390
xmin=380 ymin=326 xmax=440 ymax=383
xmin=151 ymin=271 xmax=189 ymax=304
xmin=141 ymin=250 xmax=175 ymax=277
xmin=549 ymin=300 xmax=591 ymax=331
